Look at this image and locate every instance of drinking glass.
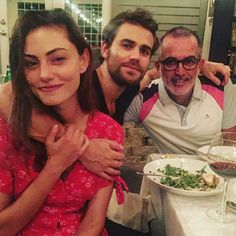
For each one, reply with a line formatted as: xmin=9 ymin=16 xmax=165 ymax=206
xmin=206 ymin=132 xmax=236 ymax=223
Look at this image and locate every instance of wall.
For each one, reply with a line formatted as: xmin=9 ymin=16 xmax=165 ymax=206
xmin=111 ymin=0 xmax=208 ymax=41
xmin=123 ymin=122 xmax=158 ymax=164
xmin=7 ymin=0 xmax=45 ymax=36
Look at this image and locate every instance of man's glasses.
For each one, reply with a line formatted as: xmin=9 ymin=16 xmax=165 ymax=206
xmin=160 ymin=56 xmax=200 ymax=71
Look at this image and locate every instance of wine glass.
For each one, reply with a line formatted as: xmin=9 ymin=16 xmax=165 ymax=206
xmin=206 ymin=132 xmax=236 ymax=223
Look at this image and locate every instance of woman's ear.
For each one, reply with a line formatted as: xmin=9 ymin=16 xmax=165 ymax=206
xmin=79 ymin=48 xmax=90 ymax=74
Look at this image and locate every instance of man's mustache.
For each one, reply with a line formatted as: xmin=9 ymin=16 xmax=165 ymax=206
xmin=122 ymin=62 xmax=143 ymax=73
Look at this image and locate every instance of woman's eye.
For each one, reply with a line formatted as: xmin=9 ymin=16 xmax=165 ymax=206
xmin=24 ymin=61 xmax=38 ymax=69
xmin=51 ymin=57 xmax=66 ymax=64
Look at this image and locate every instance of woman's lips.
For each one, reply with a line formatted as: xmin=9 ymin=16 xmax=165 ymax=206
xmin=39 ymin=84 xmax=63 ymax=92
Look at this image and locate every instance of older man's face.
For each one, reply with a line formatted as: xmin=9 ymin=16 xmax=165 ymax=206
xmin=158 ymin=35 xmax=204 ymax=104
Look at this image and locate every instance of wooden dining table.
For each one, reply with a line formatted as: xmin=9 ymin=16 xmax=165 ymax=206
xmin=140 ymin=153 xmax=236 ymax=236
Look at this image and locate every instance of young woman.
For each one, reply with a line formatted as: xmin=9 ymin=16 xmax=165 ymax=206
xmin=0 ymin=9 xmax=125 ymax=235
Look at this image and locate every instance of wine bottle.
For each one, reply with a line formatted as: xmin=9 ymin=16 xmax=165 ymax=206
xmin=4 ymin=65 xmax=11 ymax=83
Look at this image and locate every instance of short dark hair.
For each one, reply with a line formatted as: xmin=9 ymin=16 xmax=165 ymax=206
xmin=9 ymin=9 xmax=95 ymax=147
xmin=102 ymin=8 xmax=159 ymax=55
xmin=161 ymin=26 xmax=202 ymax=48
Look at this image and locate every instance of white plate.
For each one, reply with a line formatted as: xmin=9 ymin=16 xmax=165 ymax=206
xmin=196 ymin=145 xmax=210 ymax=161
xmin=143 ymin=158 xmax=224 ymax=197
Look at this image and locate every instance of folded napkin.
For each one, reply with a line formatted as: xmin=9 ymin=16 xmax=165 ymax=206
xmin=228 ymin=179 xmax=236 ymax=203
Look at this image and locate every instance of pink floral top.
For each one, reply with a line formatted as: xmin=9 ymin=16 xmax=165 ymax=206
xmin=0 ymin=111 xmax=126 ymax=235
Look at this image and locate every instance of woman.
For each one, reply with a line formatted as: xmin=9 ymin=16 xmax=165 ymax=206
xmin=0 ymin=9 xmax=125 ymax=235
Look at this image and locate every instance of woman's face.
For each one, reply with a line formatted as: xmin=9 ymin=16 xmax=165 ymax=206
xmin=23 ymin=26 xmax=89 ymax=107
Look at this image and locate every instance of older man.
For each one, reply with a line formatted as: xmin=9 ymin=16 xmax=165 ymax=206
xmin=124 ymin=26 xmax=236 ymax=154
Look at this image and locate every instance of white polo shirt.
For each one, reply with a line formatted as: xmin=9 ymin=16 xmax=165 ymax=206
xmin=124 ymin=76 xmax=236 ymax=154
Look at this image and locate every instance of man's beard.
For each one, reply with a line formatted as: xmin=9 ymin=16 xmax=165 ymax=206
xmin=108 ymin=68 xmax=141 ymax=87
xmin=107 ymin=61 xmax=144 ymax=87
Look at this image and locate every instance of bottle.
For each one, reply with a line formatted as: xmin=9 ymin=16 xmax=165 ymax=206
xmin=4 ymin=65 xmax=11 ymax=83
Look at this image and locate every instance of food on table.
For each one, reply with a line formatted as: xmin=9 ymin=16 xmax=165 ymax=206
xmin=155 ymin=164 xmax=220 ymax=191
xmin=202 ymin=173 xmax=220 ymax=187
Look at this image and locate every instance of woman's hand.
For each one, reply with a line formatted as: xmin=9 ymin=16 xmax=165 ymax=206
xmin=45 ymin=124 xmax=89 ymax=173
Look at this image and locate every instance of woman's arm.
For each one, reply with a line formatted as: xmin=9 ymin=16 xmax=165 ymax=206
xmin=75 ymin=184 xmax=113 ymax=236
xmin=0 ymin=125 xmax=89 ymax=235
xmin=0 ymin=163 xmax=66 ymax=235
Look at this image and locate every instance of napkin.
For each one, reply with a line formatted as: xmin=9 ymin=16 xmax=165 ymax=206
xmin=228 ymin=179 xmax=236 ymax=201
xmin=227 ymin=179 xmax=236 ymax=213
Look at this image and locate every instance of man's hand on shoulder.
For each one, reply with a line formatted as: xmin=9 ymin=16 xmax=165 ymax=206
xmin=80 ymin=138 xmax=125 ymax=181
xmin=201 ymin=61 xmax=231 ymax=86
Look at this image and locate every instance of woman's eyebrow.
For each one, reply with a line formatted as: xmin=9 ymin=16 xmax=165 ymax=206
xmin=24 ymin=48 xmax=67 ymax=58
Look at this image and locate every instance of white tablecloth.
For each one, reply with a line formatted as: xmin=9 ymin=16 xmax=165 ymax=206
xmin=140 ymin=154 xmax=236 ymax=236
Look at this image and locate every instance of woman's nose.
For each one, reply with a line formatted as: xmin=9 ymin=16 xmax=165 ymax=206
xmin=40 ymin=62 xmax=53 ymax=81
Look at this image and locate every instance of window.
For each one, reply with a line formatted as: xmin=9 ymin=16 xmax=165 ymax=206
xmin=17 ymin=1 xmax=45 ymax=16
xmin=77 ymin=3 xmax=102 ymax=48
xmin=65 ymin=0 xmax=72 ymax=14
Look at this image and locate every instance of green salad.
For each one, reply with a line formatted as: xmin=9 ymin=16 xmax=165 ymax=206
xmin=156 ymin=164 xmax=219 ymax=191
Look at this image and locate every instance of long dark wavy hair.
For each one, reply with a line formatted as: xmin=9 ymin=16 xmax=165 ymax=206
xmin=9 ymin=9 xmax=96 ymax=170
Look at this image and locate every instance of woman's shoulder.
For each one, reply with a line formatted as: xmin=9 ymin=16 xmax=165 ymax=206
xmin=91 ymin=111 xmax=122 ymax=128
xmin=0 ymin=117 xmax=12 ymax=139
xmin=87 ymin=111 xmax=124 ymax=143
xmin=0 ymin=117 xmax=15 ymax=166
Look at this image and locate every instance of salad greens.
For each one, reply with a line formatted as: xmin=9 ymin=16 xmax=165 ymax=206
xmin=157 ymin=164 xmax=217 ymax=191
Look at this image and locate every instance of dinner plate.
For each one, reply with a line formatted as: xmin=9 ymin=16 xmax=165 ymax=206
xmin=143 ymin=158 xmax=224 ymax=197
xmin=196 ymin=145 xmax=209 ymax=161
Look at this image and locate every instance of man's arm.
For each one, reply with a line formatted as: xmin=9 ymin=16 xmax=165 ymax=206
xmin=123 ymin=94 xmax=143 ymax=123
xmin=80 ymin=139 xmax=124 ymax=181
xmin=31 ymin=112 xmax=124 ymax=181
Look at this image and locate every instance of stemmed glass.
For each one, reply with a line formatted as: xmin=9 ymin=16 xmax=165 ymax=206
xmin=206 ymin=132 xmax=236 ymax=223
